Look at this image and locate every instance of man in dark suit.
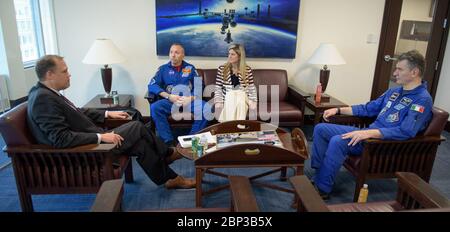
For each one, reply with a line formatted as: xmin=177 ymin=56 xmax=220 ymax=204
xmin=27 ymin=55 xmax=195 ymax=189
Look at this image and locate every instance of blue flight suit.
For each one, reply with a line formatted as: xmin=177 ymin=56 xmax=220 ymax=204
xmin=311 ymin=81 xmax=433 ymax=194
xmin=148 ymin=61 xmax=211 ymax=143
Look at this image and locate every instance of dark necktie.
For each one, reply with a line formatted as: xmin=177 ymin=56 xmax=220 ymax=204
xmin=60 ymin=94 xmax=82 ymax=113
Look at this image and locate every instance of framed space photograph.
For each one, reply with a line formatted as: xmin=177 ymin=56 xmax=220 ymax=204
xmin=155 ymin=0 xmax=301 ymax=58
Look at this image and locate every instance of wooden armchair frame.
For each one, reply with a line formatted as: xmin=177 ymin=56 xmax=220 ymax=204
xmin=91 ymin=175 xmax=260 ymax=212
xmin=327 ymin=107 xmax=448 ymax=201
xmin=290 ymin=172 xmax=450 ymax=212
xmin=0 ymin=102 xmax=133 ymax=212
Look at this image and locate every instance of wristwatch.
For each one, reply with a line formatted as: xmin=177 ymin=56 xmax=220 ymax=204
xmin=165 ymin=94 xmax=170 ymax=100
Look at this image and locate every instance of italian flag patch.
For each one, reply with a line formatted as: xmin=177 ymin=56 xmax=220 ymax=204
xmin=411 ymin=104 xmax=425 ymax=113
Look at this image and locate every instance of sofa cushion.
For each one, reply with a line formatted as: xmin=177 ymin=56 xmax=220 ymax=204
xmin=252 ymin=69 xmax=288 ymax=102
xmin=257 ymin=102 xmax=302 ymax=123
xmin=197 ymin=69 xmax=289 ymax=102
xmin=164 ymin=101 xmax=302 ymax=125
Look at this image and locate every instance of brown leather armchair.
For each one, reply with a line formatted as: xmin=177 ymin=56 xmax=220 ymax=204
xmin=91 ymin=175 xmax=259 ymax=212
xmin=0 ymin=102 xmax=133 ymax=212
xmin=290 ymin=172 xmax=450 ymax=212
xmin=145 ymin=69 xmax=309 ymax=128
xmin=327 ymin=106 xmax=449 ymax=202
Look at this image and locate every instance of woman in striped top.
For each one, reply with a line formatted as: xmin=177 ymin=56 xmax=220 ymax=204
xmin=214 ymin=44 xmax=257 ymax=122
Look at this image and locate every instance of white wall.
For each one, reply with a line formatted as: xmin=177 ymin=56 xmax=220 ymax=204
xmin=53 ymin=0 xmax=386 ymax=115
xmin=435 ymin=32 xmax=450 ymax=112
xmin=0 ymin=0 xmax=29 ymax=101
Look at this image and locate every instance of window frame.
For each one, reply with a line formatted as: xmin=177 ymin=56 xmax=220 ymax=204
xmin=16 ymin=0 xmax=50 ymax=68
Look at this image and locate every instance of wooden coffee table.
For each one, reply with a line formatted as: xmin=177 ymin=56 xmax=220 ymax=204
xmin=176 ymin=120 xmax=309 ymax=207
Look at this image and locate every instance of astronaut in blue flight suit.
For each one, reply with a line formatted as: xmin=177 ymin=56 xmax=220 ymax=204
xmin=148 ymin=43 xmax=211 ymax=145
xmin=311 ymin=50 xmax=433 ymax=199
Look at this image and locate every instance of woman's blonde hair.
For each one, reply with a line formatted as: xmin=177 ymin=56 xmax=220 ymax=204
xmin=223 ymin=44 xmax=249 ymax=87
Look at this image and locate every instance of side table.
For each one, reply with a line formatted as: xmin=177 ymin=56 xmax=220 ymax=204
xmin=306 ymin=95 xmax=347 ymax=125
xmin=83 ymin=94 xmax=133 ymax=109
xmin=83 ymin=94 xmax=134 ymax=129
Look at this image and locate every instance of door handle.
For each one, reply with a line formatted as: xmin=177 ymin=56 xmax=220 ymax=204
xmin=384 ymin=55 xmax=397 ymax=62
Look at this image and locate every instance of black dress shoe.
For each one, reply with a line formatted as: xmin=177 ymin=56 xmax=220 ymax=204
xmin=312 ymin=183 xmax=330 ymax=200
xmin=317 ymin=189 xmax=331 ymax=200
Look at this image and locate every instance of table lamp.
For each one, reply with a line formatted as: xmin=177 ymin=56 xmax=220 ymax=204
xmin=308 ymin=43 xmax=346 ymax=101
xmin=82 ymin=39 xmax=126 ymax=101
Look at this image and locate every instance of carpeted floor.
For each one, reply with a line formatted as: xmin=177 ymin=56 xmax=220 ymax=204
xmin=0 ymin=126 xmax=449 ymax=212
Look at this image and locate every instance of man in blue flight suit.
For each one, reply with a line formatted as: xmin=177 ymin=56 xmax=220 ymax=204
xmin=311 ymin=50 xmax=433 ymax=199
xmin=148 ymin=43 xmax=210 ymax=145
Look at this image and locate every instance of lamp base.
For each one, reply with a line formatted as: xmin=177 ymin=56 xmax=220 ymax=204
xmin=314 ymin=93 xmax=330 ymax=103
xmin=100 ymin=97 xmax=114 ymax=104
xmin=101 ymin=67 xmax=112 ymax=96
xmin=320 ymin=69 xmax=330 ymax=93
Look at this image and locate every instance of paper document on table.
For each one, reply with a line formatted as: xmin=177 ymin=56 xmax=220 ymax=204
xmin=216 ymin=130 xmax=283 ymax=149
xmin=177 ymin=132 xmax=216 ymax=148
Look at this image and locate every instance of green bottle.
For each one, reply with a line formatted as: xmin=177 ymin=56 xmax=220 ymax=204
xmin=191 ymin=136 xmax=199 ymax=158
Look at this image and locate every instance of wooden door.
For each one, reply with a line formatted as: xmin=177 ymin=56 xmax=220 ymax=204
xmin=371 ymin=0 xmax=450 ymax=100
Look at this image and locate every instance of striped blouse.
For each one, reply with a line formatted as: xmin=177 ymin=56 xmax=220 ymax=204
xmin=214 ymin=65 xmax=258 ymax=103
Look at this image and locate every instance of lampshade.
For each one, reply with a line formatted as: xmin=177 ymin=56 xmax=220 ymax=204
xmin=308 ymin=43 xmax=346 ymax=65
xmin=82 ymin=38 xmax=126 ymax=65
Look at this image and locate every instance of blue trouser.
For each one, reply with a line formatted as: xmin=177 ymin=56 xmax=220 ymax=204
xmin=151 ymin=99 xmax=211 ymax=143
xmin=311 ymin=123 xmax=364 ymax=193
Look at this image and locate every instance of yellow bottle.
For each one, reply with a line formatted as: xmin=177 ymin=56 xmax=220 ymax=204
xmin=357 ymin=184 xmax=369 ymax=203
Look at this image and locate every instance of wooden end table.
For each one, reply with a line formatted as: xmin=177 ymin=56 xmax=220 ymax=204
xmin=83 ymin=94 xmax=134 ymax=129
xmin=306 ymin=95 xmax=347 ymax=125
xmin=83 ymin=94 xmax=133 ymax=110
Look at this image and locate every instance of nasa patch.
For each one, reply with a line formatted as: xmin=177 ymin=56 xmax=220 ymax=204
xmin=386 ymin=112 xmax=400 ymax=123
xmin=400 ymin=97 xmax=413 ymax=106
xmin=389 ymin=92 xmax=400 ymax=101
xmin=394 ymin=104 xmax=406 ymax=111
xmin=182 ymin=67 xmax=192 ymax=77
xmin=386 ymin=101 xmax=392 ymax=108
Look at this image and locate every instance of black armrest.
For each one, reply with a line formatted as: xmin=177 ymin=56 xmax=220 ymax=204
xmin=144 ymin=90 xmax=159 ymax=104
xmin=287 ymin=85 xmax=310 ymax=123
xmin=288 ymin=84 xmax=310 ymax=99
xmin=327 ymin=115 xmax=375 ymax=128
xmin=364 ymin=135 xmax=445 ymax=145
xmin=4 ymin=143 xmax=116 ymax=153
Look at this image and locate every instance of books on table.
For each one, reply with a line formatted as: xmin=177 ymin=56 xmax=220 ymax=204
xmin=177 ymin=132 xmax=216 ymax=148
xmin=216 ymin=130 xmax=283 ymax=149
